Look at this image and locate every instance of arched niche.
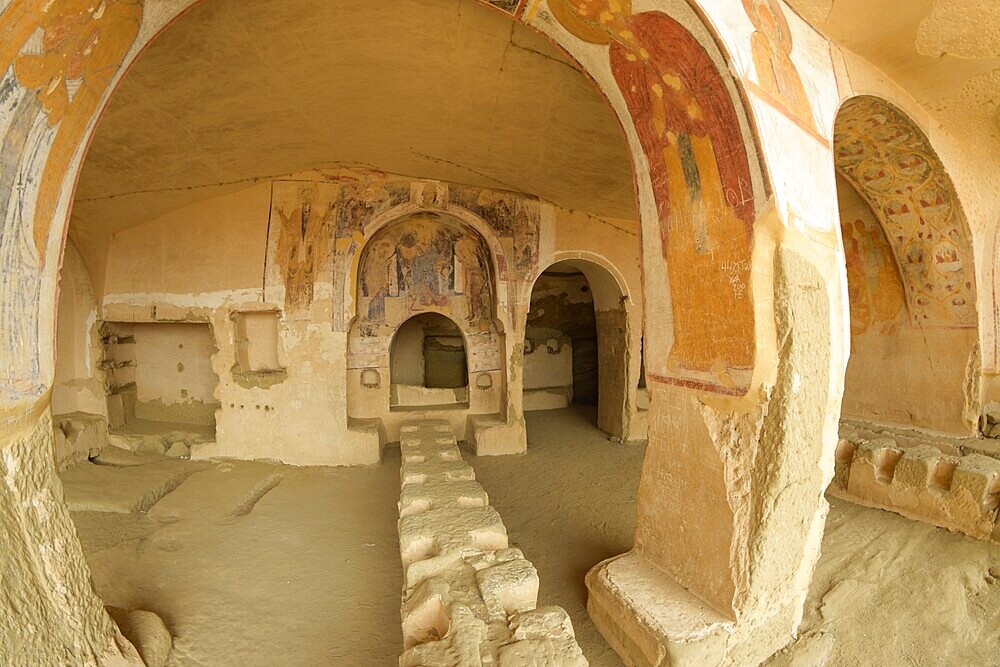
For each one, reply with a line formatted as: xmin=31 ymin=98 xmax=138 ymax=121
xmin=834 ymin=96 xmax=980 ymax=434
xmin=346 ymin=212 xmax=504 ymax=435
xmin=389 ymin=312 xmax=470 ymax=409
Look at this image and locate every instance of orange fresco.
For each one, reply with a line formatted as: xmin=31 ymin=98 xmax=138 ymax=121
xmin=841 ymin=217 xmax=905 ymax=336
xmin=275 ymin=186 xmax=333 ymax=314
xmin=1 ymin=0 xmax=144 ymax=263
xmin=742 ymin=0 xmax=815 ymax=131
xmin=548 ymin=0 xmax=757 ymax=393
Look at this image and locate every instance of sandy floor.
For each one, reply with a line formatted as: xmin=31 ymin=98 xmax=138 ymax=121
xmin=474 ymin=407 xmax=645 ymax=665
xmin=69 ymin=453 xmax=403 ymax=665
xmin=65 ymin=407 xmax=1000 ymax=666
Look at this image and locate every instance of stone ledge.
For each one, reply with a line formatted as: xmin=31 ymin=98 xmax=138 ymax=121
xmin=831 ymin=433 xmax=1000 ymax=542
xmin=586 ymin=551 xmax=733 ymax=667
xmin=467 ymin=414 xmax=526 ymax=456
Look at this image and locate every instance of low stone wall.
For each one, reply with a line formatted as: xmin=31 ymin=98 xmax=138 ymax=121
xmin=831 ymin=430 xmax=1000 ymax=543
xmin=396 ymin=419 xmax=587 ymax=666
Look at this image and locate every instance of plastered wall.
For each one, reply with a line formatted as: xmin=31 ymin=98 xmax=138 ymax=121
xmin=53 ymin=239 xmax=105 ymax=419
xmin=130 ymin=322 xmax=219 ymax=425
xmin=95 ymin=169 xmax=643 ymax=462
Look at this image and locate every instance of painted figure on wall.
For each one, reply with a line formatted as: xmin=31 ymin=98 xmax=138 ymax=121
xmin=357 ymin=214 xmax=494 ymax=336
xmin=450 ymin=186 xmax=539 ymax=276
xmin=0 ymin=0 xmax=144 ymax=385
xmin=548 ymin=0 xmax=757 ymax=393
xmin=275 ymin=186 xmax=332 ymax=313
xmin=742 ymin=0 xmax=815 ymax=131
xmin=835 ymin=97 xmax=977 ymax=328
xmin=335 ymin=181 xmax=410 ymax=238
xmin=842 ymin=217 xmax=905 ymax=336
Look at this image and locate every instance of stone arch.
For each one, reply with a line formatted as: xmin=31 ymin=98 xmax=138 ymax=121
xmin=834 ymin=95 xmax=978 ymax=329
xmin=833 ymin=95 xmax=980 ymax=433
xmin=389 ymin=311 xmax=471 ymax=405
xmin=342 ymin=196 xmax=512 ymax=332
xmin=526 ymin=255 xmax=635 ymax=439
xmin=345 ymin=211 xmax=505 ymax=436
xmin=0 ymin=1 xmax=843 ymax=664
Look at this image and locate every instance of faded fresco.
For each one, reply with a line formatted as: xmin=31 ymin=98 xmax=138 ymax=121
xmin=449 ymin=185 xmax=539 ymax=277
xmin=742 ymin=0 xmax=816 ymax=132
xmin=0 ymin=0 xmax=144 ymax=385
xmin=268 ymin=175 xmax=542 ymax=331
xmin=841 ymin=216 xmax=906 ymax=337
xmin=355 ymin=214 xmax=494 ymax=337
xmin=835 ymin=97 xmax=977 ymax=328
xmin=548 ymin=0 xmax=757 ymax=394
xmin=334 ymin=181 xmax=410 ymax=239
xmin=273 ymin=185 xmax=334 ymax=314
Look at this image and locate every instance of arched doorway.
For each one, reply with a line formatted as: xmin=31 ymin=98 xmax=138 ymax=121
xmin=525 ymin=259 xmax=631 ymax=439
xmin=346 ymin=211 xmax=503 ymax=440
xmin=390 ymin=313 xmax=470 ymax=409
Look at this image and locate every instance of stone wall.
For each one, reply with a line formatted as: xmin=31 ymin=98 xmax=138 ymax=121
xmin=87 ymin=169 xmax=643 ymax=462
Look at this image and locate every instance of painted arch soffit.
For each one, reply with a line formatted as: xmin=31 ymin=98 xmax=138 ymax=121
xmin=834 ymin=96 xmax=978 ymax=329
xmin=541 ymin=0 xmax=765 ymax=397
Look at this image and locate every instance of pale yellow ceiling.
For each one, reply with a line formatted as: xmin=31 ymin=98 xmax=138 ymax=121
xmin=71 ymin=0 xmax=637 ymax=241
xmin=787 ymin=0 xmax=1000 ymax=135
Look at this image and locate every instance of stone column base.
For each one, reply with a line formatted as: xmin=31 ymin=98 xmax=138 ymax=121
xmin=467 ymin=414 xmax=526 ymax=455
xmin=586 ymin=551 xmax=734 ymax=666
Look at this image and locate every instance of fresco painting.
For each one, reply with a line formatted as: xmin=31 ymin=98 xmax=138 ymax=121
xmin=356 ymin=214 xmax=494 ymax=337
xmin=0 ymin=0 xmax=144 ymax=385
xmin=449 ymin=185 xmax=540 ymax=276
xmin=548 ymin=0 xmax=757 ymax=394
xmin=742 ymin=0 xmax=816 ymax=132
xmin=274 ymin=185 xmax=334 ymax=314
xmin=835 ymin=97 xmax=977 ymax=328
xmin=841 ymin=216 xmax=906 ymax=337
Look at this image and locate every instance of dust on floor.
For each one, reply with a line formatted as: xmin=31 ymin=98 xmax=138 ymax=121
xmin=65 ymin=407 xmax=1000 ymax=666
xmin=68 ymin=452 xmax=403 ymax=665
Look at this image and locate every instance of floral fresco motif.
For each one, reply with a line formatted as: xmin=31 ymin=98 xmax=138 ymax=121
xmin=835 ymin=97 xmax=977 ymax=328
xmin=548 ymin=0 xmax=757 ymax=394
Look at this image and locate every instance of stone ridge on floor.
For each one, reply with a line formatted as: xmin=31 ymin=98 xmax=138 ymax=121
xmin=395 ymin=419 xmax=588 ymax=666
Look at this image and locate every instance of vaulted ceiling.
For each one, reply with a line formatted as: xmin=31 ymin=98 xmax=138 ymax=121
xmin=70 ymin=0 xmax=637 ymax=243
xmin=787 ymin=0 xmax=1000 ymax=139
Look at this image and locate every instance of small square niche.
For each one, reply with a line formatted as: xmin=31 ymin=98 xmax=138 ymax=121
xmin=232 ymin=311 xmax=287 ymax=388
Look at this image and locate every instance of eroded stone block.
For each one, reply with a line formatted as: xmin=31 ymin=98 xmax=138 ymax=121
xmin=476 ymin=558 xmax=539 ymax=622
xmin=401 ymin=459 xmax=476 ymax=485
xmin=399 ymin=604 xmax=487 ymax=667
xmin=399 ymin=506 xmax=508 ymax=588
xmin=399 ymin=478 xmax=489 ymax=517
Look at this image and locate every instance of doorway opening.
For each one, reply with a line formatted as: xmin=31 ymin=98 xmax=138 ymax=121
xmin=524 ymin=260 xmax=629 ymax=436
xmin=390 ymin=313 xmax=470 ymax=409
